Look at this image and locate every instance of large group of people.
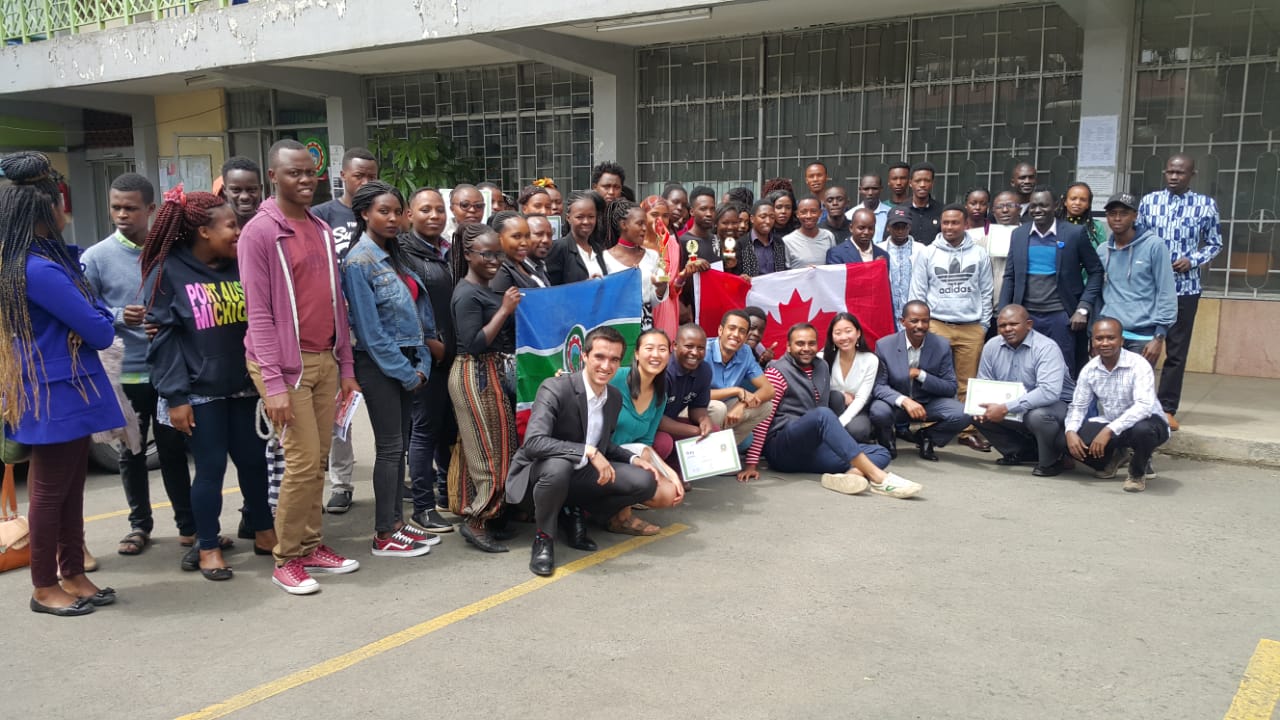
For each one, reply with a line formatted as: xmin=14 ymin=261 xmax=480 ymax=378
xmin=0 ymin=141 xmax=1219 ymax=614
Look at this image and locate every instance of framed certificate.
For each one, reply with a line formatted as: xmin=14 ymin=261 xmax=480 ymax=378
xmin=964 ymin=378 xmax=1027 ymax=422
xmin=674 ymin=429 xmax=742 ymax=481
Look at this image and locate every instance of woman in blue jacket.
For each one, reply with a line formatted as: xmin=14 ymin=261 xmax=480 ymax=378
xmin=0 ymin=151 xmax=125 ymax=616
xmin=142 ymin=187 xmax=276 ymax=581
xmin=341 ymin=181 xmax=440 ymax=558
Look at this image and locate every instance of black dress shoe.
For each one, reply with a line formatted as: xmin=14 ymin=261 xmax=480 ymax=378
xmin=995 ymin=454 xmax=1024 ymax=466
xmin=410 ymin=509 xmax=455 ymax=534
xmin=30 ymin=596 xmax=95 ymax=617
xmin=877 ymin=429 xmax=898 ymax=460
xmin=1032 ymin=461 xmax=1064 ymax=477
xmin=918 ymin=435 xmax=939 ymax=462
xmin=959 ymin=434 xmax=992 ymax=452
xmin=529 ymin=533 xmax=555 ymax=577
xmin=181 ymin=546 xmax=199 ymax=572
xmin=459 ymin=523 xmax=509 ymax=553
xmin=896 ymin=426 xmax=920 ymax=444
xmin=558 ymin=506 xmax=598 ymax=551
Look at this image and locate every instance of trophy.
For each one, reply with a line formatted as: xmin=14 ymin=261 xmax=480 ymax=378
xmin=722 ymin=235 xmax=737 ymax=261
xmin=685 ymin=238 xmax=699 ymax=257
xmin=655 ymin=246 xmax=670 ymax=284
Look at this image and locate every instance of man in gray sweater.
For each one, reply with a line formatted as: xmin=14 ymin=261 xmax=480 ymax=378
xmin=81 ymin=172 xmax=194 ymax=556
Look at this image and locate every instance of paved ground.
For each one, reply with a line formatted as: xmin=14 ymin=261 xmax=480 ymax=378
xmin=4 ymin=410 xmax=1279 ymax=720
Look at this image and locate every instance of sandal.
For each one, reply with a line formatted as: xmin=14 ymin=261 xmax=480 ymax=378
xmin=117 ymin=530 xmax=150 ymax=556
xmin=179 ymin=535 xmax=234 ymax=550
xmin=608 ymin=515 xmax=660 ymax=537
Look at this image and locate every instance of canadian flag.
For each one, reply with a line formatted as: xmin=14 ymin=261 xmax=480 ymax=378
xmin=694 ymin=260 xmax=896 ymax=353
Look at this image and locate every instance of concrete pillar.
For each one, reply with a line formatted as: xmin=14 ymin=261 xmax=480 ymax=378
xmin=589 ymin=69 xmax=637 ymax=174
xmin=131 ymin=101 xmax=162 ymax=196
xmin=66 ymin=149 xmax=97 ymax=247
xmin=1061 ymin=0 xmax=1137 ymax=210
xmin=325 ymin=91 xmax=368 ymax=152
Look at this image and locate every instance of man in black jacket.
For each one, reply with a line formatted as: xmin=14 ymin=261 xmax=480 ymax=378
xmin=506 ymin=327 xmax=661 ymax=576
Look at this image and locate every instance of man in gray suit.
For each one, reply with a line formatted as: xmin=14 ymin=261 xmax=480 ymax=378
xmin=506 ymin=326 xmax=661 ymax=577
xmin=869 ymin=301 xmax=970 ymax=461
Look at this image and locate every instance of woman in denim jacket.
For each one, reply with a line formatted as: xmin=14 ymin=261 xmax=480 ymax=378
xmin=341 ymin=181 xmax=441 ymax=558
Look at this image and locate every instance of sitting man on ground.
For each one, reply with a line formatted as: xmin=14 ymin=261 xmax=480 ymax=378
xmin=656 ymin=324 xmax=717 ymax=459
xmin=506 ymin=327 xmax=662 ymax=576
xmin=706 ymin=309 xmax=776 ymax=446
xmin=869 ymin=301 xmax=970 ymax=461
xmin=973 ymin=304 xmax=1074 ymax=476
xmin=1065 ymin=318 xmax=1170 ymax=493
xmin=738 ymin=323 xmax=920 ymax=499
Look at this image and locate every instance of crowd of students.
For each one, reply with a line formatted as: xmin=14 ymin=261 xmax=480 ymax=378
xmin=0 ymin=141 xmax=1218 ymax=614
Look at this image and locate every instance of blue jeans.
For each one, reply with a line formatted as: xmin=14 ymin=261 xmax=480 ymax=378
xmin=764 ymin=407 xmax=892 ymax=473
xmin=189 ymin=397 xmax=271 ymax=551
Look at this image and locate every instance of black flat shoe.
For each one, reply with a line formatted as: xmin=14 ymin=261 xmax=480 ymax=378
xmin=459 ymin=523 xmax=509 ymax=553
xmin=200 ymin=566 xmax=234 ymax=581
xmin=410 ymin=509 xmax=455 ymax=534
xmin=529 ymin=534 xmax=555 ymax=577
xmin=181 ymin=546 xmax=199 ymax=572
xmin=80 ymin=587 xmax=117 ymax=606
xmin=1032 ymin=462 xmax=1064 ymax=477
xmin=30 ymin=596 xmax=95 ymax=617
xmin=995 ymin=454 xmax=1025 ymax=466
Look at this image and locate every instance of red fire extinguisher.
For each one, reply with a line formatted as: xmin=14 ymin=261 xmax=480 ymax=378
xmin=58 ymin=179 xmax=71 ymax=213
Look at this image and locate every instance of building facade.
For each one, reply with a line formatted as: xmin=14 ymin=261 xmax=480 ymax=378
xmin=1 ymin=0 xmax=1277 ymax=376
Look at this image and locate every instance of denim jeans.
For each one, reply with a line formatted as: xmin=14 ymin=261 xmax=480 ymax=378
xmin=188 ymin=397 xmax=272 ymax=551
xmin=409 ymin=359 xmax=457 ymax=512
xmin=765 ymin=407 xmax=892 ymax=473
xmin=355 ymin=351 xmax=413 ymax=534
xmin=120 ymin=382 xmax=194 ymax=536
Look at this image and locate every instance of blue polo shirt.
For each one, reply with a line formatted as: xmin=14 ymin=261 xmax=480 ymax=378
xmin=706 ymin=337 xmax=763 ymax=391
xmin=664 ymin=357 xmax=712 ymax=419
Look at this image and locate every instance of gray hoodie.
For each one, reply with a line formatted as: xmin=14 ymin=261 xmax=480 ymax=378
xmin=1096 ymin=227 xmax=1177 ymax=339
xmin=908 ymin=233 xmax=994 ymax=328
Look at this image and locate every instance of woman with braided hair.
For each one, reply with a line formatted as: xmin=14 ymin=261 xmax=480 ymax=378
xmin=142 ymin=186 xmax=275 ymax=581
xmin=1 ymin=151 xmax=125 ymax=616
xmin=602 ymin=199 xmax=663 ymax=330
xmin=449 ymin=222 xmax=521 ymax=553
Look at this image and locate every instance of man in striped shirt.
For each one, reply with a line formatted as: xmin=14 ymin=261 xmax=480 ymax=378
xmin=1137 ymin=154 xmax=1222 ymax=430
xmin=737 ymin=323 xmax=921 ymax=499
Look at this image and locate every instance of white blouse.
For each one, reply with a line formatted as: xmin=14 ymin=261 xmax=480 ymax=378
xmin=830 ymin=350 xmax=879 ymax=426
xmin=602 ymin=247 xmax=661 ymax=306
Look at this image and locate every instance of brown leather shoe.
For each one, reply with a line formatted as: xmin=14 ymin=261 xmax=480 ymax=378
xmin=1166 ymin=413 xmax=1180 ymax=431
xmin=959 ymin=434 xmax=992 ymax=452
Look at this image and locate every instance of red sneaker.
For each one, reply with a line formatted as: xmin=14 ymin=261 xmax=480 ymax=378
xmin=271 ymin=558 xmax=319 ymax=595
xmin=300 ymin=544 xmax=360 ymax=574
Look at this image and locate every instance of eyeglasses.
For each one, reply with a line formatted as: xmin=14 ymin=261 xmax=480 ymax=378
xmin=467 ymin=250 xmax=503 ymax=261
xmin=454 ymin=201 xmax=486 ymax=211
xmin=993 ymin=202 xmax=1019 ymax=210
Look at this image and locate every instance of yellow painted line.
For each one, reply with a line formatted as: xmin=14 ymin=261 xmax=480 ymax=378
xmin=1225 ymin=639 xmax=1280 ymax=720
xmin=176 ymin=522 xmax=689 ymax=720
xmin=84 ymin=487 xmax=240 ymax=524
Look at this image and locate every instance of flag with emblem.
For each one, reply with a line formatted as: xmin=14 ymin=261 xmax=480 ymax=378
xmin=694 ymin=260 xmax=896 ymax=353
xmin=514 ymin=269 xmax=643 ymax=435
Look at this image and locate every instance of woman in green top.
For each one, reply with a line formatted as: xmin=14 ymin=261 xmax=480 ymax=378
xmin=1059 ymin=182 xmax=1108 ymax=249
xmin=607 ymin=328 xmax=685 ymax=535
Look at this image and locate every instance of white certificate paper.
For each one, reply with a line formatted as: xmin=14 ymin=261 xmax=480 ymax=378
xmin=964 ymin=378 xmax=1027 ymax=422
xmin=675 ymin=429 xmax=742 ymax=481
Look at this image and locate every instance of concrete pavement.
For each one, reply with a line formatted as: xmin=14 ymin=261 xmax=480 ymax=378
xmin=4 ymin=405 xmax=1279 ymax=720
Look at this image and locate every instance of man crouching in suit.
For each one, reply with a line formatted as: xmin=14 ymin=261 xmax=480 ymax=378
xmin=506 ymin=326 xmax=662 ymax=576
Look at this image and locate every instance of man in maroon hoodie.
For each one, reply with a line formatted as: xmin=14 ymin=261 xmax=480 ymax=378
xmin=240 ymin=139 xmax=362 ymax=595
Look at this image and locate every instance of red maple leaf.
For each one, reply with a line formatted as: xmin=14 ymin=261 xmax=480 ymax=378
xmin=763 ymin=290 xmax=838 ymax=353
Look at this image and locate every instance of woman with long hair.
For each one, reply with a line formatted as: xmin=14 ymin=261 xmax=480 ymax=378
xmin=715 ymin=202 xmax=759 ymax=277
xmin=1 ymin=151 xmax=125 ymax=616
xmin=142 ymin=187 xmax=275 ymax=580
xmin=489 ymin=211 xmax=548 ymax=290
xmin=449 ymin=223 xmax=522 ymax=553
xmin=607 ymin=329 xmax=684 ymax=536
xmin=640 ymin=195 xmax=682 ymax=338
xmin=821 ymin=312 xmax=878 ymax=444
xmin=342 ymin=181 xmax=438 ymax=558
xmin=1058 ymin=182 xmax=1107 ymax=249
xmin=766 ymin=188 xmax=799 ymax=236
xmin=603 ymin=200 xmax=664 ymax=329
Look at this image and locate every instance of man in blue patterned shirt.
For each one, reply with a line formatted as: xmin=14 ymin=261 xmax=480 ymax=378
xmin=1137 ymin=154 xmax=1222 ymax=430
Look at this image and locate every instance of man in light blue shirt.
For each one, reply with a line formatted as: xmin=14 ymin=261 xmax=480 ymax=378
xmin=705 ymin=309 xmax=775 ymax=444
xmin=973 ymin=305 xmax=1074 ymax=476
xmin=848 ymin=173 xmax=890 ymax=243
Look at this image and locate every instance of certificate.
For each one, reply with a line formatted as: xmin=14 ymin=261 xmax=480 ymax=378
xmin=964 ymin=378 xmax=1026 ymax=422
xmin=675 ymin=429 xmax=742 ymax=481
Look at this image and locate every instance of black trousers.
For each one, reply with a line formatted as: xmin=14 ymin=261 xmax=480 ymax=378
xmin=409 ymin=358 xmax=457 ymax=512
xmin=530 ymin=457 xmax=657 ymax=538
xmin=977 ymin=401 xmax=1068 ymax=467
xmin=121 ymin=382 xmax=193 ymax=536
xmin=1074 ymin=415 xmax=1169 ymax=479
xmin=1159 ymin=293 xmax=1199 ymax=414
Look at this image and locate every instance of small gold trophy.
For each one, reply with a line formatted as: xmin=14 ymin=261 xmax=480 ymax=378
xmin=655 ymin=246 xmax=670 ymax=284
xmin=686 ymin=238 xmax=699 ymax=256
xmin=722 ymin=235 xmax=737 ymax=261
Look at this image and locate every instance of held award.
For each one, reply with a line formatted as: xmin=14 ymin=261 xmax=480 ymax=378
xmin=686 ymin=238 xmax=699 ymax=257
xmin=722 ymin=235 xmax=737 ymax=260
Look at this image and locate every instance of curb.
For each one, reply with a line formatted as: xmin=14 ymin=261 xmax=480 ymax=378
xmin=1161 ymin=430 xmax=1280 ymax=469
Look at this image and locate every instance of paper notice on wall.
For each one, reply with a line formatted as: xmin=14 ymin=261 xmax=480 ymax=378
xmin=1078 ymin=115 xmax=1119 ymax=167
xmin=1076 ymin=168 xmax=1116 ymax=212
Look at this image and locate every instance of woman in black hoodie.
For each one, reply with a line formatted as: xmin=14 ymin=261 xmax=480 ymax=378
xmin=142 ymin=187 xmax=274 ymax=581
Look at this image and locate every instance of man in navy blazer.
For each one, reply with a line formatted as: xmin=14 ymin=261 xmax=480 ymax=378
xmin=999 ymin=187 xmax=1103 ymax=373
xmin=826 ymin=207 xmax=890 ymax=265
xmin=870 ymin=301 xmax=970 ymax=461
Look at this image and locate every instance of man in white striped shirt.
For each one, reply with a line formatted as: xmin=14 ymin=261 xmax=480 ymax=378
xmin=1065 ymin=318 xmax=1170 ymax=493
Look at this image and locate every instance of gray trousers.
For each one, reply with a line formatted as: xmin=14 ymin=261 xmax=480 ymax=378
xmin=976 ymin=401 xmax=1068 ymax=466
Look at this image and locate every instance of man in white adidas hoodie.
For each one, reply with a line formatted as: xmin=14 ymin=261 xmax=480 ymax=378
xmin=908 ymin=203 xmax=994 ymax=424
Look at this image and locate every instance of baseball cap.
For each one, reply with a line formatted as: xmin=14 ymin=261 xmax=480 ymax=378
xmin=887 ymin=207 xmax=911 ymax=226
xmin=1104 ymin=192 xmax=1138 ymax=211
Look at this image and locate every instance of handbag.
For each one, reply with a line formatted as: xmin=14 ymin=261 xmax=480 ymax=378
xmin=0 ymin=464 xmax=32 ymax=573
xmin=1 ymin=435 xmax=30 ymax=465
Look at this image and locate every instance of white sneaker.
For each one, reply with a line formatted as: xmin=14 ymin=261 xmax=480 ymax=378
xmin=820 ymin=472 xmax=869 ymax=495
xmin=868 ymin=472 xmax=922 ymax=499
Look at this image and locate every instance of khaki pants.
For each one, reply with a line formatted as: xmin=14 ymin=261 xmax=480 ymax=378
xmin=707 ymin=397 xmax=773 ymax=445
xmin=929 ymin=321 xmax=984 ymax=403
xmin=248 ymin=352 xmax=339 ymax=564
